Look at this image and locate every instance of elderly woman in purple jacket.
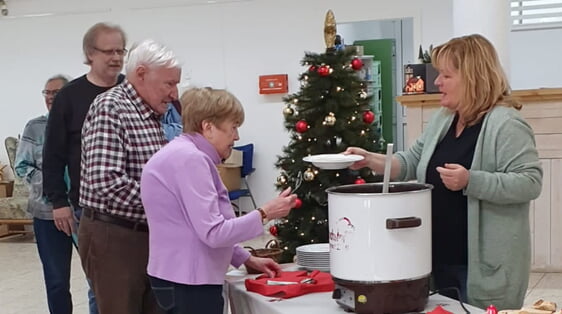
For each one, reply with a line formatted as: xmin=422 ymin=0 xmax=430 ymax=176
xmin=141 ymin=87 xmax=297 ymax=314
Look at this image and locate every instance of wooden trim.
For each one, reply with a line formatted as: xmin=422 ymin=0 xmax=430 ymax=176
xmin=397 ymin=88 xmax=562 ymax=108
xmin=396 ymin=93 xmax=441 ymax=107
xmin=0 ymin=219 xmax=33 ymax=225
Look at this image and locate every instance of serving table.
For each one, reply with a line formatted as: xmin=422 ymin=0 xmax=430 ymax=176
xmin=225 ymin=264 xmax=482 ymax=314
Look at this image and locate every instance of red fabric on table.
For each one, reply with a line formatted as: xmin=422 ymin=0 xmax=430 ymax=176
xmin=245 ymin=270 xmax=334 ymax=299
xmin=427 ymin=305 xmax=453 ymax=314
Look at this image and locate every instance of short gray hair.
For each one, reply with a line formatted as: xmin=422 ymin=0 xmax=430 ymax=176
xmin=125 ymin=39 xmax=181 ymax=75
xmin=46 ymin=74 xmax=71 ymax=85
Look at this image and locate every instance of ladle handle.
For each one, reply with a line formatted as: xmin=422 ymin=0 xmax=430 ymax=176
xmin=382 ymin=143 xmax=394 ymax=193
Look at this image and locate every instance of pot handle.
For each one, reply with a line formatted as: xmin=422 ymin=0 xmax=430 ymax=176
xmin=265 ymin=239 xmax=280 ymax=249
xmin=386 ymin=216 xmax=421 ymax=229
xmin=244 ymin=246 xmax=257 ymax=256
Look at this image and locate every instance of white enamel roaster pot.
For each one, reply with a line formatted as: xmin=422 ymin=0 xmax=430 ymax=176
xmin=326 ymin=182 xmax=433 ymax=314
xmin=327 ymin=182 xmax=433 ymax=281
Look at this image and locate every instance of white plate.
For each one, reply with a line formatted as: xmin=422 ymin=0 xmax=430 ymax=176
xmin=296 ymin=243 xmax=330 ymax=253
xmin=296 ymin=264 xmax=331 ymax=272
xmin=302 ymin=154 xmax=364 ymax=170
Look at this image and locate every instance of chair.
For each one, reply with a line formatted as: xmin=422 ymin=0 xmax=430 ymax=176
xmin=0 ymin=137 xmax=32 ymax=237
xmin=229 ymin=144 xmax=257 ymax=216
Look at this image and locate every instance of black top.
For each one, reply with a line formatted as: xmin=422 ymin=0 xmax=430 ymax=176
xmin=426 ymin=114 xmax=483 ymax=266
xmin=43 ymin=74 xmax=125 ymax=209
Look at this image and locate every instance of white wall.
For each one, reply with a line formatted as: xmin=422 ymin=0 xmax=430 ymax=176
xmin=3 ymin=0 xmax=558 ymax=208
xmin=509 ymin=28 xmax=562 ymax=90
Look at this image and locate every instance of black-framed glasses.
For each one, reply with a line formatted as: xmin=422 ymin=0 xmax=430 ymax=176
xmin=93 ymin=47 xmax=128 ymax=56
xmin=42 ymin=89 xmax=60 ymax=97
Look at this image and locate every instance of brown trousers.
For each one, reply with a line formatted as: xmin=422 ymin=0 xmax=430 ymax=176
xmin=78 ymin=215 xmax=163 ymax=314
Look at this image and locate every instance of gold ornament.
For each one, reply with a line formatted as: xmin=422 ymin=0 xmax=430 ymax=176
xmin=323 ymin=112 xmax=336 ymax=126
xmin=323 ymin=10 xmax=337 ymax=49
xmin=304 ymin=168 xmax=316 ymax=181
xmin=283 ymin=106 xmax=294 ymax=116
xmin=277 ymin=174 xmax=288 ymax=185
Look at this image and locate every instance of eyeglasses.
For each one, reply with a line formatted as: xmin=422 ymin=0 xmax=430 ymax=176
xmin=42 ymin=89 xmax=60 ymax=97
xmin=93 ymin=47 xmax=128 ymax=56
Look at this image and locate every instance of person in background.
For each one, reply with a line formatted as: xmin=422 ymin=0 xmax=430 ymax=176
xmin=345 ymin=34 xmax=542 ymax=310
xmin=141 ymin=87 xmax=297 ymax=314
xmin=79 ymin=39 xmax=181 ymax=314
xmin=15 ymin=75 xmax=72 ymax=314
xmin=162 ymin=100 xmax=182 ymax=141
xmin=43 ymin=22 xmax=127 ymax=314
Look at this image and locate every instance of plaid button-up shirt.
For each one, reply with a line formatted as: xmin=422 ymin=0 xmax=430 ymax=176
xmin=80 ymin=79 xmax=166 ymax=222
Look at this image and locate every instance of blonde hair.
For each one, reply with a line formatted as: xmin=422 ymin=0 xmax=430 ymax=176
xmin=180 ymin=87 xmax=245 ymax=133
xmin=83 ymin=22 xmax=127 ymax=65
xmin=432 ymin=34 xmax=521 ymax=126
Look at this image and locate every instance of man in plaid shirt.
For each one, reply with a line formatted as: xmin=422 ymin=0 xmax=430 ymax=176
xmin=78 ymin=39 xmax=181 ymax=314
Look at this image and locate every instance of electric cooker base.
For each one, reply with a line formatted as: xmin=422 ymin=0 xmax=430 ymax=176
xmin=331 ymin=275 xmax=430 ymax=314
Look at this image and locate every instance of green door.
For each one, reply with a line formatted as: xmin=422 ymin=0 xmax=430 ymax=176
xmin=353 ymin=39 xmax=395 ymax=144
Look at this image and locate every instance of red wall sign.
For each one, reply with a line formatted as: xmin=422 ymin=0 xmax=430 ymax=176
xmin=259 ymin=74 xmax=288 ymax=94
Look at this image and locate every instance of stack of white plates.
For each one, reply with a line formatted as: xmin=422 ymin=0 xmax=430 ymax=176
xmin=296 ymin=243 xmax=330 ymax=272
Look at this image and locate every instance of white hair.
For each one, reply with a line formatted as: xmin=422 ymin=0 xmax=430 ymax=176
xmin=125 ymin=39 xmax=181 ymax=75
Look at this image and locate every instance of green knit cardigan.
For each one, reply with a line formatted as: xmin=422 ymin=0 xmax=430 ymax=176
xmin=395 ymin=105 xmax=543 ymax=310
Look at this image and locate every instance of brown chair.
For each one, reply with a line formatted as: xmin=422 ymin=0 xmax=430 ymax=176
xmin=0 ymin=136 xmax=32 ymax=237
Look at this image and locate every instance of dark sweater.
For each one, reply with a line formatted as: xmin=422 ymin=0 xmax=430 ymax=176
xmin=43 ymin=74 xmax=124 ymax=209
xmin=426 ymin=115 xmax=482 ymax=267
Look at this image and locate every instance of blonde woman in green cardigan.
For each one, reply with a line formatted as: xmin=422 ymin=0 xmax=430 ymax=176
xmin=346 ymin=34 xmax=542 ymax=311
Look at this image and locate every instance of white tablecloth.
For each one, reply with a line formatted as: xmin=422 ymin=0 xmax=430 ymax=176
xmin=226 ymin=265 xmax=482 ymax=314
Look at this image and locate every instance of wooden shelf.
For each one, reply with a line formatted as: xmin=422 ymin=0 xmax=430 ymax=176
xmin=397 ymin=88 xmax=562 ymax=108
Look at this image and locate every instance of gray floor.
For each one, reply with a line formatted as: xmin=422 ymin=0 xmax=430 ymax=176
xmin=1 ymin=233 xmax=561 ymax=314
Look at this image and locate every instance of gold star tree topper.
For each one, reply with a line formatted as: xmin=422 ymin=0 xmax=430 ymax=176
xmin=324 ymin=10 xmax=337 ymax=49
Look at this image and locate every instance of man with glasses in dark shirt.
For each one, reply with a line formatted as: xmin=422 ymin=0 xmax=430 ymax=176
xmin=42 ymin=22 xmax=127 ymax=314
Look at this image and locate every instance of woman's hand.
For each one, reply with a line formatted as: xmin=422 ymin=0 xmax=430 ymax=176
xmin=244 ymin=255 xmax=282 ymax=278
xmin=436 ymin=163 xmax=469 ymax=191
xmin=261 ymin=187 xmax=298 ymax=220
xmin=344 ymin=147 xmax=372 ymax=170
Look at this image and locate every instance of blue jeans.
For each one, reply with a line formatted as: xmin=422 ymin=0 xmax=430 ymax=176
xmin=34 ymin=214 xmax=98 ymax=314
xmin=73 ymin=206 xmax=98 ymax=314
xmin=34 ymin=217 xmax=73 ymax=314
xmin=148 ymin=275 xmax=223 ymax=314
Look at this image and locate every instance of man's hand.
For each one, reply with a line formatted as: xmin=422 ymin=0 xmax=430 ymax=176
xmin=244 ymin=255 xmax=282 ymax=278
xmin=53 ymin=207 xmax=76 ymax=236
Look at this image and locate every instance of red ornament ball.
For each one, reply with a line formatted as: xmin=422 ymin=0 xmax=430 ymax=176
xmin=351 ymin=58 xmax=363 ymax=70
xmin=294 ymin=198 xmax=303 ymax=209
xmin=308 ymin=65 xmax=317 ymax=72
xmin=485 ymin=305 xmax=498 ymax=314
xmin=363 ymin=111 xmax=375 ymax=124
xmin=295 ymin=120 xmax=308 ymax=133
xmin=317 ymin=65 xmax=331 ymax=76
xmin=269 ymin=225 xmax=278 ymax=237
xmin=354 ymin=178 xmax=366 ymax=185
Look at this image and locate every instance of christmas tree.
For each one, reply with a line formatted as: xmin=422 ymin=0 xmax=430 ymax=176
xmin=272 ymin=10 xmax=383 ymax=262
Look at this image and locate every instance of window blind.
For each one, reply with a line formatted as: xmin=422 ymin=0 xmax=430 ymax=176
xmin=511 ymin=0 xmax=562 ymax=30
